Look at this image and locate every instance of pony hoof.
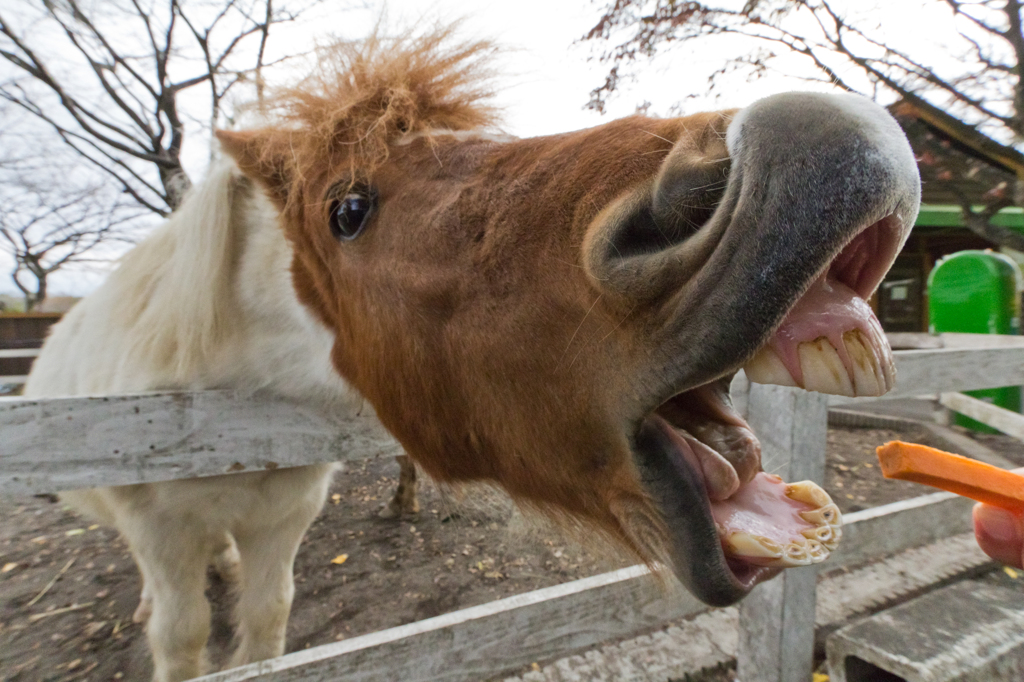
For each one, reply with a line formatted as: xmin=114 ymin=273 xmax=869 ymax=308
xmin=379 ymin=500 xmax=420 ymax=519
xmin=378 ymin=504 xmax=401 ymax=519
xmin=133 ymin=597 xmax=153 ymax=624
xmin=211 ymin=536 xmax=241 ymax=577
xmin=213 ymin=546 xmax=242 ymax=584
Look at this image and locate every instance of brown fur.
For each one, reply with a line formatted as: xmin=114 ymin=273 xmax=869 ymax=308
xmin=218 ymin=28 xmax=737 ymax=565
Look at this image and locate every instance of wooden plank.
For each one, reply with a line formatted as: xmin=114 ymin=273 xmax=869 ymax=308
xmin=887 ymin=332 xmax=1024 ymax=351
xmin=939 ymin=392 xmax=1024 ymax=442
xmin=737 ymin=385 xmax=828 ymax=682
xmin=885 ymin=332 xmax=943 ymax=350
xmin=832 ymin=492 xmax=974 ymax=571
xmin=194 ymin=565 xmax=706 ymax=682
xmin=938 ymin=333 xmax=1024 ymax=349
xmin=0 ymin=348 xmax=40 ymax=358
xmin=197 ymin=490 xmax=970 ymax=682
xmin=7 ymin=345 xmax=1022 ymax=492
xmin=0 ymin=391 xmax=402 ymax=495
xmin=890 ymin=346 xmax=1024 ymax=396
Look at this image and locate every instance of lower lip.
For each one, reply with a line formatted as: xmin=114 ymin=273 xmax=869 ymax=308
xmin=648 ymin=415 xmax=780 ymax=589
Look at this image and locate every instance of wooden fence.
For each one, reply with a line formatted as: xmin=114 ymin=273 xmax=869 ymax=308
xmin=0 ymin=313 xmax=61 ymax=382
xmin=3 ymin=334 xmax=1024 ymax=682
xmin=0 ymin=347 xmax=40 ymax=385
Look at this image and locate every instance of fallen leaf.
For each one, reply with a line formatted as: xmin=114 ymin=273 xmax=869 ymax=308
xmin=331 ymin=494 xmax=341 ymax=505
xmin=1 ymin=563 xmax=16 ymax=573
xmin=1005 ymin=567 xmax=1019 ymax=579
xmin=812 ymin=674 xmax=829 ymax=682
xmin=87 ymin=525 xmax=99 ymax=531
xmin=65 ymin=529 xmax=85 ymax=537
xmin=83 ymin=621 xmax=108 ymax=638
xmin=331 ymin=554 xmax=348 ymax=565
xmin=484 ymin=571 xmax=504 ymax=579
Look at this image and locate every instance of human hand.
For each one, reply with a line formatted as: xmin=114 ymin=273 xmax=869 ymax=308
xmin=973 ymin=500 xmax=1024 ymax=570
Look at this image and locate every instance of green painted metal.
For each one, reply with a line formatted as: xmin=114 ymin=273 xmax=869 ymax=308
xmin=928 ymin=250 xmax=1023 ymax=431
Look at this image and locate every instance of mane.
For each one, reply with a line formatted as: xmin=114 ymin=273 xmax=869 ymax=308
xmin=262 ymin=24 xmax=503 ymax=186
xmin=110 ymin=159 xmax=248 ymax=385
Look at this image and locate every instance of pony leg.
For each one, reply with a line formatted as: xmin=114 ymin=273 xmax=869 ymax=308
xmin=133 ymin=580 xmax=153 ymax=624
xmin=229 ymin=509 xmax=315 ymax=666
xmin=379 ymin=455 xmax=420 ymax=518
xmin=134 ymin=534 xmax=235 ymax=627
xmin=129 ymin=531 xmax=214 ymax=682
xmin=211 ymin=531 xmax=241 ymax=584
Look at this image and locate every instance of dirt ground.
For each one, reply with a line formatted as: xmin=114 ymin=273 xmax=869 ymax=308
xmin=2 ymin=424 xmax=1021 ymax=681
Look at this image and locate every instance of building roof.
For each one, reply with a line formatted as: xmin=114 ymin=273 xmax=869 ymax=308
xmin=891 ymin=101 xmax=1020 ymax=209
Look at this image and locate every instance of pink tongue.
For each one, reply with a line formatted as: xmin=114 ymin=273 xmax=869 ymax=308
xmin=710 ymin=473 xmax=816 ymax=546
xmin=765 ymin=271 xmax=885 ymax=386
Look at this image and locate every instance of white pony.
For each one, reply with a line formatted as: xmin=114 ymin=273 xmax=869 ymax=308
xmin=26 ymin=160 xmax=386 ymax=681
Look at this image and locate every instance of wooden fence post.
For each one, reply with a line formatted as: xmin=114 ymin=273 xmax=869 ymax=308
xmin=736 ymin=384 xmax=828 ymax=682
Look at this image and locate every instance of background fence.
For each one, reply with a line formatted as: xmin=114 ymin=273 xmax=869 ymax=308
xmin=0 ymin=314 xmax=61 ymax=383
xmin=3 ymin=334 xmax=1024 ymax=681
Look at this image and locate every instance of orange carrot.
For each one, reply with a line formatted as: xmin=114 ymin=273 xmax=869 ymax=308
xmin=876 ymin=440 xmax=1024 ymax=512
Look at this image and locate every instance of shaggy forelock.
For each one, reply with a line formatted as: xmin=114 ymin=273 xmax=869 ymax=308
xmin=264 ymin=24 xmax=503 ymax=186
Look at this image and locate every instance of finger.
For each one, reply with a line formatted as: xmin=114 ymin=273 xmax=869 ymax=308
xmin=973 ymin=503 xmax=1024 ymax=569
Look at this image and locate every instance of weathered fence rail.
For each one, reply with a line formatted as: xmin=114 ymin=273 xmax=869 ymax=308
xmin=189 ymin=491 xmax=975 ymax=682
xmin=0 ymin=347 xmax=38 ymax=384
xmin=2 ymin=334 xmax=1022 ymax=682
xmin=0 ymin=391 xmax=401 ymax=495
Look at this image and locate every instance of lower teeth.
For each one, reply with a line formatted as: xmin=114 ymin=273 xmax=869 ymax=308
xmin=720 ymin=480 xmax=843 ymax=568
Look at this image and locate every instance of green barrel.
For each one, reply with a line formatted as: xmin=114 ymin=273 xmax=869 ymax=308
xmin=928 ymin=250 xmax=1022 ymax=431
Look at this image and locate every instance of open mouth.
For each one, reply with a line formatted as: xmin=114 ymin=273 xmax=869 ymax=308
xmin=633 ymin=214 xmax=905 ymax=606
xmin=743 ymin=215 xmax=906 ymax=396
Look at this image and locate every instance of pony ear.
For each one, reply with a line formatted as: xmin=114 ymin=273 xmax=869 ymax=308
xmin=216 ymin=129 xmax=292 ymax=208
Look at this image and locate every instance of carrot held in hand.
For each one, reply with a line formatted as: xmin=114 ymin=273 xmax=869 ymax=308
xmin=875 ymin=441 xmax=1024 ymax=513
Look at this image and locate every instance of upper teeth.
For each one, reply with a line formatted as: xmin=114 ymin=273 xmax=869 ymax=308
xmin=799 ymin=337 xmax=853 ymax=396
xmin=743 ymin=329 xmax=894 ymax=397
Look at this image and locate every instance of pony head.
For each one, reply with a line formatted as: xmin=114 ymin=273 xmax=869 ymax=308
xmin=218 ymin=27 xmax=919 ymax=606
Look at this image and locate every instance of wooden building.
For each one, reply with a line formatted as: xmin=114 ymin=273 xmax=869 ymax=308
xmin=876 ymin=102 xmax=1024 ymax=332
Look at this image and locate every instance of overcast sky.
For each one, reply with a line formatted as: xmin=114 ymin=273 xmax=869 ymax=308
xmin=2 ymin=0 xmax=959 ymax=298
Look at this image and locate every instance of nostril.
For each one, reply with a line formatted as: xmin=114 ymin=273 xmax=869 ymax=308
xmin=606 ymin=204 xmax=704 ymax=259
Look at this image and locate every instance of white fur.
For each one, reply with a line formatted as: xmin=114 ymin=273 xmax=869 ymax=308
xmin=25 ymin=159 xmax=354 ymax=682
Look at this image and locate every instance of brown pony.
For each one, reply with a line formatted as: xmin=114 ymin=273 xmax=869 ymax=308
xmin=219 ymin=24 xmax=917 ymax=625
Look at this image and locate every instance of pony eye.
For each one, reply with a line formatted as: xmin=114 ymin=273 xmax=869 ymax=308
xmin=329 ymin=192 xmax=374 ymax=241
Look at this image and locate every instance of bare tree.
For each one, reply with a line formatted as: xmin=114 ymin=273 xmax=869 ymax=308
xmin=583 ymin=0 xmax=1024 ymax=248
xmin=0 ymin=169 xmax=141 ymax=310
xmin=0 ymin=0 xmax=322 ymax=217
